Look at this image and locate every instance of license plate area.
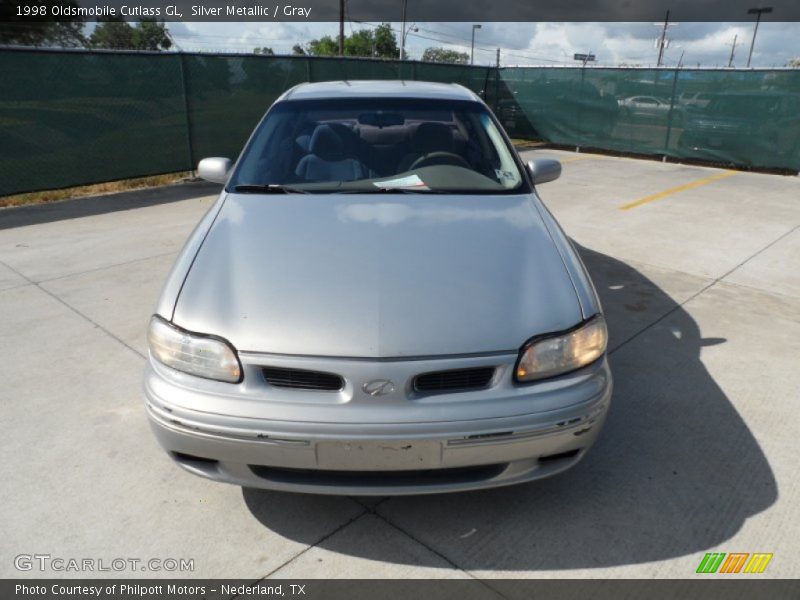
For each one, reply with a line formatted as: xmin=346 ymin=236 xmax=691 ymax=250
xmin=316 ymin=440 xmax=442 ymax=470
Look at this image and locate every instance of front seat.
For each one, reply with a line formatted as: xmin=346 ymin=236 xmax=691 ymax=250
xmin=295 ymin=124 xmax=366 ymax=182
xmin=398 ymin=122 xmax=454 ymax=172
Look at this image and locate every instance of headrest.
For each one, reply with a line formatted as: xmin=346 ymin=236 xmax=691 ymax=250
xmin=309 ymin=125 xmax=344 ymax=160
xmin=413 ymin=122 xmax=453 ymax=153
xmin=295 ymin=134 xmax=311 ymax=153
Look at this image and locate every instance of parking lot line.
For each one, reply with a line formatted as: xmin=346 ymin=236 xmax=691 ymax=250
xmin=619 ymin=170 xmax=738 ymax=211
xmin=558 ymin=154 xmax=604 ymax=164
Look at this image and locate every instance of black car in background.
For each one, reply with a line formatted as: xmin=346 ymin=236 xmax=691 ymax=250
xmin=678 ymin=91 xmax=800 ymax=168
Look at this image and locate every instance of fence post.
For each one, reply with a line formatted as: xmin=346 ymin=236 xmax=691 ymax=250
xmin=178 ymin=53 xmax=196 ymax=174
xmin=577 ymin=65 xmax=586 ymax=150
xmin=663 ymin=67 xmax=680 ymax=156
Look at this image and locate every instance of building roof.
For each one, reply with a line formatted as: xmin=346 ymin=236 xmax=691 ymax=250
xmin=281 ymin=80 xmax=481 ymax=102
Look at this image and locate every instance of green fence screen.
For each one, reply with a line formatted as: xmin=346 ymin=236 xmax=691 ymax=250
xmin=497 ymin=67 xmax=800 ymax=171
xmin=0 ymin=50 xmax=189 ymax=197
xmin=1 ymin=48 xmax=798 ymax=197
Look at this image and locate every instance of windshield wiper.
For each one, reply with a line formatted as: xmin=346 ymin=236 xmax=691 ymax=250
xmin=342 ymin=187 xmax=448 ymax=194
xmin=231 ymin=184 xmax=309 ymax=194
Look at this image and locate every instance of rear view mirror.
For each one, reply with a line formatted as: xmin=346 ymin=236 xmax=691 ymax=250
xmin=197 ymin=157 xmax=232 ymax=184
xmin=358 ymin=112 xmax=405 ymax=128
xmin=527 ymin=159 xmax=562 ymax=185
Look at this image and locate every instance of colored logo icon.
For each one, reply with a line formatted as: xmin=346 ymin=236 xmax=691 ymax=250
xmin=696 ymin=552 xmax=773 ymax=574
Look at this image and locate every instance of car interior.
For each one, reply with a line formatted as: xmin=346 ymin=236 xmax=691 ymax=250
xmin=288 ymin=118 xmax=497 ymax=183
xmin=251 ymin=110 xmax=512 ymax=184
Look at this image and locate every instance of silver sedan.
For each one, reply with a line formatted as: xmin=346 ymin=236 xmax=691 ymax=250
xmin=143 ymin=81 xmax=612 ymax=495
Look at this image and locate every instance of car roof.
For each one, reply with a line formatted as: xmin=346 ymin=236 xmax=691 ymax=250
xmin=280 ymin=80 xmax=482 ymax=102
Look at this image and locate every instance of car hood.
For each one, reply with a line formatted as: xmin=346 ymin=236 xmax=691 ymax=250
xmin=172 ymin=192 xmax=583 ymax=357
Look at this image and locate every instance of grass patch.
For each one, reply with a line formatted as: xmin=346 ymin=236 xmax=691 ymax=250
xmin=0 ymin=172 xmax=192 ymax=208
xmin=511 ymin=138 xmax=546 ymax=148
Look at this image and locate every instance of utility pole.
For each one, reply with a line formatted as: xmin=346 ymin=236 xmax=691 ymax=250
xmin=728 ymin=34 xmax=738 ymax=67
xmin=656 ymin=10 xmax=670 ymax=67
xmin=400 ymin=0 xmax=407 ymax=60
xmin=401 ymin=26 xmax=418 ymax=61
xmin=338 ymin=0 xmax=344 ymax=56
xmin=746 ymin=6 xmax=773 ymax=68
xmin=400 ymin=0 xmax=418 ymax=64
xmin=470 ymin=24 xmax=481 ymax=65
xmin=496 ymin=48 xmax=500 ymax=68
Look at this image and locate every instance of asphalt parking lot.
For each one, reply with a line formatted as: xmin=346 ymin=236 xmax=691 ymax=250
xmin=1 ymin=149 xmax=799 ymax=581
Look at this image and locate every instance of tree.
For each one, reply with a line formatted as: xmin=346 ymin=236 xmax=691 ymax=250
xmin=344 ymin=29 xmax=374 ymax=57
xmin=133 ymin=19 xmax=172 ymax=51
xmin=0 ymin=1 xmax=86 ymax=47
xmin=292 ymin=44 xmax=306 ymax=56
xmin=90 ymin=18 xmax=134 ymax=50
xmin=373 ymin=23 xmax=399 ymax=59
xmin=788 ymin=57 xmax=800 ymax=68
xmin=89 ymin=17 xmax=172 ymax=51
xmin=304 ymin=24 xmax=399 ymax=59
xmin=254 ymin=47 xmax=275 ymax=55
xmin=307 ymin=35 xmax=339 ymax=56
xmin=421 ymin=47 xmax=469 ymax=64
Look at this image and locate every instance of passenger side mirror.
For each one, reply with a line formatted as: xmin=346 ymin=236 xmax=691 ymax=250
xmin=197 ymin=157 xmax=232 ymax=184
xmin=527 ymin=159 xmax=562 ymax=185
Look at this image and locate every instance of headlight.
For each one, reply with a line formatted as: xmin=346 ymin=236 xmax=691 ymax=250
xmin=147 ymin=316 xmax=242 ymax=383
xmin=515 ymin=315 xmax=607 ymax=382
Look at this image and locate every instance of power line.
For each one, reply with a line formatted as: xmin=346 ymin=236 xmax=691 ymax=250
xmin=351 ymin=20 xmax=564 ymax=65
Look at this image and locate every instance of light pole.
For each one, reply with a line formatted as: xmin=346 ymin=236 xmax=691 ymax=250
xmin=338 ymin=0 xmax=344 ymax=56
xmin=400 ymin=0 xmax=408 ymax=60
xmin=401 ymin=25 xmax=418 ymax=60
xmin=746 ymin=6 xmax=773 ymax=68
xmin=470 ymin=24 xmax=481 ymax=65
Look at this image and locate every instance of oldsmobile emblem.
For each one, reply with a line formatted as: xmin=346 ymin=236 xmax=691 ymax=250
xmin=362 ymin=379 xmax=396 ymax=396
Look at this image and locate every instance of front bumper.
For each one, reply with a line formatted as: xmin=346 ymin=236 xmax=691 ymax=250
xmin=143 ymin=352 xmax=612 ymax=495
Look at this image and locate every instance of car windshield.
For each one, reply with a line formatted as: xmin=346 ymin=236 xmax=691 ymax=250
xmin=228 ymin=97 xmax=525 ymax=194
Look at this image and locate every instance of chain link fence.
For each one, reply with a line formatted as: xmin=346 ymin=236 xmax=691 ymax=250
xmin=1 ymin=48 xmax=798 ymax=197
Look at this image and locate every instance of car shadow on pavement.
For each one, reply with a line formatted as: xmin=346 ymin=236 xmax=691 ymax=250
xmin=0 ymin=181 xmax=222 ymax=231
xmin=242 ymin=244 xmax=777 ymax=571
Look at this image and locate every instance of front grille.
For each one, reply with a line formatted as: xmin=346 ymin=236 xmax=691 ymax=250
xmin=262 ymin=367 xmax=344 ymax=391
xmin=249 ymin=464 xmax=506 ymax=487
xmin=414 ymin=367 xmax=495 ymax=393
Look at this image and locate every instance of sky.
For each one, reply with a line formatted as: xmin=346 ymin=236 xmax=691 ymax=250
xmin=162 ymin=21 xmax=800 ymax=68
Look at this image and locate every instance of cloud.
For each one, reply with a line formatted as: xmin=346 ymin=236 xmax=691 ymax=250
xmin=169 ymin=21 xmax=800 ymax=67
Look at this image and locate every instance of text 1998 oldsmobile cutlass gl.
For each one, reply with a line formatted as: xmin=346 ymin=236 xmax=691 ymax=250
xmin=143 ymin=81 xmax=612 ymax=495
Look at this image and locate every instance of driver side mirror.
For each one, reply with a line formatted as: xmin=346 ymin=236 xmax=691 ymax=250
xmin=197 ymin=157 xmax=232 ymax=184
xmin=527 ymin=159 xmax=562 ymax=185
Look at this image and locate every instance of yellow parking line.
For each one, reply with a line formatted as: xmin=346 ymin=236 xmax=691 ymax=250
xmin=620 ymin=170 xmax=738 ymax=211
xmin=558 ymin=154 xmax=604 ymax=164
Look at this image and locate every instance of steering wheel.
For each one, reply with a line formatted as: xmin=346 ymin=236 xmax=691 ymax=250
xmin=409 ymin=152 xmax=471 ymax=171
